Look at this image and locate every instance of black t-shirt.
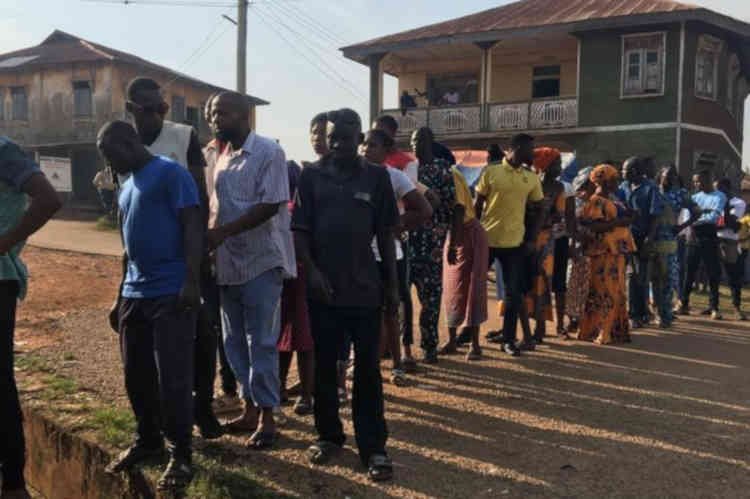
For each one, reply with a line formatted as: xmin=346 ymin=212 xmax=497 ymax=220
xmin=292 ymin=157 xmax=398 ymax=308
xmin=433 ymin=142 xmax=456 ymax=166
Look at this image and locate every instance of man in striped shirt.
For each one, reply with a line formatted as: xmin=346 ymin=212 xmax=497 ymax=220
xmin=207 ymin=92 xmax=295 ymax=449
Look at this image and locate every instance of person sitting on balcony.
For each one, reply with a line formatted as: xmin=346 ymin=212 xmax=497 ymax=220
xmin=441 ymin=89 xmax=460 ymax=105
xmin=399 ymin=91 xmax=417 ymax=116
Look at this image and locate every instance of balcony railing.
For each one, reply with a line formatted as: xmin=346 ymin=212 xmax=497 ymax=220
xmin=384 ymin=97 xmax=578 ymax=137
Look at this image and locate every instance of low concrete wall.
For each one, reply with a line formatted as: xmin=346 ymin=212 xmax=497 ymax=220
xmin=23 ymin=406 xmax=154 ymax=499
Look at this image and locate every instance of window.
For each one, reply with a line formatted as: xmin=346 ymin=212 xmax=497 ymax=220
xmin=694 ymin=151 xmax=719 ymax=175
xmin=532 ymin=65 xmax=561 ymax=99
xmin=186 ymin=106 xmax=199 ymax=129
xmin=695 ymin=35 xmax=722 ymax=100
xmin=171 ymin=95 xmax=185 ymax=123
xmin=73 ymin=81 xmax=92 ymax=117
xmin=727 ymin=54 xmax=741 ymax=114
xmin=621 ymin=33 xmax=666 ymax=97
xmin=11 ymin=87 xmax=27 ymax=120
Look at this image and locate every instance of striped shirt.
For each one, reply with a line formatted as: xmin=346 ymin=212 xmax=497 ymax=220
xmin=209 ymin=132 xmax=296 ymax=285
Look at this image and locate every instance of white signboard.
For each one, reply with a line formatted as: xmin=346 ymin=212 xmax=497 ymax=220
xmin=39 ymin=156 xmax=72 ymax=192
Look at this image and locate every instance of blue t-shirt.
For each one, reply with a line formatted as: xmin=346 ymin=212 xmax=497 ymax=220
xmin=618 ymin=179 xmax=664 ymax=238
xmin=119 ymin=156 xmax=199 ymax=299
xmin=692 ymin=190 xmax=727 ymax=226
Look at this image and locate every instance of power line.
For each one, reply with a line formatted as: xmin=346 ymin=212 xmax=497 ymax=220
xmin=82 ymin=0 xmax=238 ymax=6
xmin=252 ymin=7 xmax=365 ymax=102
xmin=164 ymin=21 xmax=234 ymax=88
xmin=269 ymin=1 xmax=346 ymax=47
xmin=255 ymin=3 xmax=364 ymax=99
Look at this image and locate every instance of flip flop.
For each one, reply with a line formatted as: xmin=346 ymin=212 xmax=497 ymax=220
xmin=248 ymin=431 xmax=278 ymax=450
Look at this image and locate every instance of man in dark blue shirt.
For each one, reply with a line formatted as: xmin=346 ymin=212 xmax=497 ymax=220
xmin=619 ymin=156 xmax=664 ymax=327
xmin=97 ymin=121 xmax=202 ymax=493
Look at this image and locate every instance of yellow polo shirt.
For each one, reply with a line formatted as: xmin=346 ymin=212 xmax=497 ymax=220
xmin=451 ymin=166 xmax=475 ymax=223
xmin=475 ymin=159 xmax=543 ymax=248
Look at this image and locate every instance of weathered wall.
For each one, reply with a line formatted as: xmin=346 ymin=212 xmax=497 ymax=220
xmin=679 ymin=128 xmax=743 ymax=184
xmin=578 ymin=23 xmax=682 ymax=127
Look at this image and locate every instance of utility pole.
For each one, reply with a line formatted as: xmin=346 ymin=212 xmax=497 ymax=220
xmin=237 ymin=0 xmax=248 ymax=94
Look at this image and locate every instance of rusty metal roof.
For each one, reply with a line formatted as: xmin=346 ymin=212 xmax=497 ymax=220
xmin=0 ymin=31 xmax=268 ymax=105
xmin=343 ymin=0 xmax=748 ymax=57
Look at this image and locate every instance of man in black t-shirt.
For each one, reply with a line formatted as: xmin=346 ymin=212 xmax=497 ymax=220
xmin=292 ymin=108 xmax=398 ymax=482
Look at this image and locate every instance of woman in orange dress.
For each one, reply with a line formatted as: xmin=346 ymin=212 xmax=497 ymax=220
xmin=578 ymin=165 xmax=636 ymax=345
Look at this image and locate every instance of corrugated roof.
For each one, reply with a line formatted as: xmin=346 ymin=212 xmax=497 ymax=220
xmin=0 ymin=31 xmax=268 ymax=106
xmin=344 ymin=0 xmax=702 ymax=53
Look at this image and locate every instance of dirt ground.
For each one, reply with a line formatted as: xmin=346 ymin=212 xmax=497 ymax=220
xmin=15 ymin=247 xmax=750 ymax=498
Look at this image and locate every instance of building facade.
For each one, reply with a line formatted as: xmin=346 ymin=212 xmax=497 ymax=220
xmin=0 ymin=30 xmax=268 ymax=203
xmin=343 ymin=0 xmax=750 ymax=181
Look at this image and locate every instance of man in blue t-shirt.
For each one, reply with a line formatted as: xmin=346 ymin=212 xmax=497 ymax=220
xmin=679 ymin=170 xmax=726 ymax=319
xmin=96 ymin=121 xmax=202 ymax=492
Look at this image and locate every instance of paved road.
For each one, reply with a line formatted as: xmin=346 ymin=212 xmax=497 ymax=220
xmin=28 ymin=219 xmax=121 ymax=257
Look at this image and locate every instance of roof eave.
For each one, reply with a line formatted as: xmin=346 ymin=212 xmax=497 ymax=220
xmin=342 ymin=8 xmax=750 ymax=64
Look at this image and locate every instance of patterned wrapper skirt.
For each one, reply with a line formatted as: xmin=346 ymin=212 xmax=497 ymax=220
xmin=442 ymin=218 xmax=489 ymax=328
xmin=565 ymin=253 xmax=591 ymax=320
xmin=277 ymin=263 xmax=314 ymax=353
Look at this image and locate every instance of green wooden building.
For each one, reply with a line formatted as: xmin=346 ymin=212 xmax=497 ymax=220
xmin=342 ymin=0 xmax=750 ymax=180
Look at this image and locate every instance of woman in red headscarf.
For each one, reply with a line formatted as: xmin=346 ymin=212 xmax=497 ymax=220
xmin=578 ymin=164 xmax=636 ymax=345
xmin=525 ymin=147 xmax=568 ymax=345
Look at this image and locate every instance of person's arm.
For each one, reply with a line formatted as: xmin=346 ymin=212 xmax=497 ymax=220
xmin=400 ymin=189 xmax=432 ymax=231
xmin=109 ymin=249 xmax=127 ymax=333
xmin=644 ymin=185 xmax=663 ymax=245
xmin=178 ymin=205 xmax=203 ymax=310
xmin=207 ymin=146 xmax=289 ymax=250
xmin=523 ymin=177 xmax=546 ymax=252
xmin=0 ymin=174 xmax=62 ymax=254
xmin=447 ymin=204 xmax=465 ymax=265
xmin=375 ymin=171 xmax=400 ymax=314
xmin=186 ymin=130 xmax=209 ymax=231
xmin=474 ymin=193 xmax=486 ymax=221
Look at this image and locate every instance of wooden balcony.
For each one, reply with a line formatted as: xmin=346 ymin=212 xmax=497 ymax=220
xmin=383 ymin=97 xmax=578 ymax=138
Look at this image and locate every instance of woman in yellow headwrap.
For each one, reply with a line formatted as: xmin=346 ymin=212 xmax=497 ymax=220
xmin=578 ymin=164 xmax=636 ymax=344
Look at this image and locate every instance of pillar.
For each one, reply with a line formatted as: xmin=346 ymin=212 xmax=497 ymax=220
xmin=475 ymin=42 xmax=497 ymax=130
xmin=368 ymin=53 xmax=386 ymax=125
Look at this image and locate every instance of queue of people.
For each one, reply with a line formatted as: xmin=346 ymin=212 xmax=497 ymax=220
xmin=3 ymin=80 xmax=748 ymax=497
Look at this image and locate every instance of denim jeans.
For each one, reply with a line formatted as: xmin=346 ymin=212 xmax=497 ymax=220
xmin=220 ymin=268 xmax=283 ymax=408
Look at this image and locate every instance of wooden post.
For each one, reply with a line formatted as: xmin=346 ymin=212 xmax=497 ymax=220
xmin=475 ymin=42 xmax=497 ymax=131
xmin=369 ymin=53 xmax=386 ymax=125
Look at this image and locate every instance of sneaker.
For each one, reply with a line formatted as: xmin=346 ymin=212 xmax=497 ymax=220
xmin=390 ymin=369 xmax=408 ymax=387
xmin=734 ymin=308 xmax=747 ymax=321
xmin=711 ymin=310 xmax=723 ymax=320
xmin=502 ymin=343 xmax=521 ymax=357
xmin=518 ymin=339 xmax=536 ymax=352
xmin=157 ymin=456 xmax=194 ymax=491
xmin=105 ymin=444 xmax=164 ymax=473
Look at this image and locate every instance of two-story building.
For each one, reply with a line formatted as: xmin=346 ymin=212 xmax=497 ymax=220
xmin=343 ymin=0 xmax=750 ymax=181
xmin=0 ymin=30 xmax=268 ymax=203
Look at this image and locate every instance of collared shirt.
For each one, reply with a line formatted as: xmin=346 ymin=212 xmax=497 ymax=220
xmin=618 ymin=179 xmax=664 ymax=238
xmin=209 ymin=132 xmax=296 ymax=286
xmin=655 ymin=187 xmax=693 ymax=243
xmin=475 ymin=159 xmax=544 ymax=249
xmin=291 ymin=157 xmax=398 ymax=308
xmin=693 ymin=190 xmax=727 ymax=226
xmin=0 ymin=137 xmax=43 ymax=300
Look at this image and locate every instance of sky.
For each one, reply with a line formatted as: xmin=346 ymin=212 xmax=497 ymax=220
xmin=0 ymin=0 xmax=749 ymax=167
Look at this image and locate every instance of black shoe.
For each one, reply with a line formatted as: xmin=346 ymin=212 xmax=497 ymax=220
xmin=456 ymin=328 xmax=472 ymax=345
xmin=518 ymin=339 xmax=536 ymax=352
xmin=422 ymin=351 xmax=439 ymax=364
xmin=157 ymin=455 xmax=194 ymax=491
xmin=700 ymin=308 xmax=713 ymax=316
xmin=105 ymin=444 xmax=164 ymax=473
xmin=532 ymin=334 xmax=544 ymax=345
xmin=502 ymin=343 xmax=521 ymax=357
xmin=486 ymin=331 xmax=503 ymax=344
xmin=196 ymin=411 xmax=224 ymax=440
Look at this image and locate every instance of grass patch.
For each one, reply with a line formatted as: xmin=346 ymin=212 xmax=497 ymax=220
xmin=89 ymin=407 xmax=136 ymax=449
xmin=187 ymin=455 xmax=285 ymax=499
xmin=15 ymin=353 xmax=52 ymax=373
xmin=63 ymin=352 xmax=77 ymax=361
xmin=95 ymin=215 xmax=118 ymax=231
xmin=44 ymin=375 xmax=78 ymax=398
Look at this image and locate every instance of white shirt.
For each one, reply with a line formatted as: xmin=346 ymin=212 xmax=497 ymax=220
xmin=718 ymin=196 xmax=747 ymax=241
xmin=372 ymin=167 xmax=416 ymax=261
xmin=443 ymin=92 xmax=460 ymax=105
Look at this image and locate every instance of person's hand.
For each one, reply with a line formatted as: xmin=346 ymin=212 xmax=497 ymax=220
xmin=384 ymin=284 xmax=400 ymax=315
xmin=308 ymin=266 xmax=334 ymax=304
xmin=178 ymin=279 xmax=201 ymax=312
xmin=108 ymin=299 xmax=120 ymax=333
xmin=206 ymin=226 xmax=229 ymax=251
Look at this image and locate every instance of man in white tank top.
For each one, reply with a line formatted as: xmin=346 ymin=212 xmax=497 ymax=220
xmin=126 ymin=77 xmax=221 ymax=439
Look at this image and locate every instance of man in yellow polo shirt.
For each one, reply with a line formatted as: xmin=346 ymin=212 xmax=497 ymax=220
xmin=475 ymin=133 xmax=543 ymax=356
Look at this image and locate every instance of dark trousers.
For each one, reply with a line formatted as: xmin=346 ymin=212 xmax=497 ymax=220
xmin=677 ymin=237 xmax=687 ymax=302
xmin=119 ymin=296 xmax=196 ymax=459
xmin=397 ymin=254 xmax=414 ymax=347
xmin=194 ymin=284 xmax=218 ymax=416
xmin=0 ymin=281 xmax=24 ymax=492
xmin=628 ymin=237 xmax=651 ymax=322
xmin=721 ymin=242 xmax=746 ymax=309
xmin=410 ymin=259 xmax=442 ymax=353
xmin=308 ymin=303 xmax=387 ymax=465
xmin=682 ymin=226 xmax=722 ymax=311
xmin=489 ymin=246 xmax=525 ymax=345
